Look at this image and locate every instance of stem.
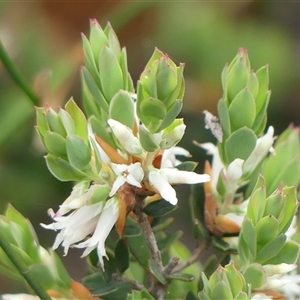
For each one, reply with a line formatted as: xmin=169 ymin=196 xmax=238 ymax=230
xmin=171 ymin=242 xmax=206 ymax=274
xmin=0 ymin=231 xmax=51 ymax=300
xmin=134 ymin=204 xmax=165 ymax=299
xmin=112 ymin=274 xmax=146 ymax=291
xmin=0 ymin=40 xmax=40 ymax=106
xmin=135 ymin=206 xmax=163 ymax=269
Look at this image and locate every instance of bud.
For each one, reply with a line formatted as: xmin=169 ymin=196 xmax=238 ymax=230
xmin=137 ymin=48 xmax=185 ymax=133
xmin=199 ymin=263 xmax=248 ymax=299
xmin=82 ymin=20 xmax=134 ymax=121
xmin=219 ymin=48 xmax=270 ymax=137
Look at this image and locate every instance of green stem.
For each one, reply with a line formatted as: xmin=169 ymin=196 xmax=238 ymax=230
xmin=0 ymin=40 xmax=40 ymax=106
xmin=0 ymin=231 xmax=51 ymax=300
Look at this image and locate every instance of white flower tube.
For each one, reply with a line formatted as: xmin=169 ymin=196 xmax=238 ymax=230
xmin=108 ymin=119 xmax=144 ymax=156
xmin=148 ymin=166 xmax=210 ymax=205
xmin=243 ymin=126 xmax=275 ymax=174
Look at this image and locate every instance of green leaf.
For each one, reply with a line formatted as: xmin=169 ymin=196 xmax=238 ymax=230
xmin=119 ymin=48 xmax=134 ymax=92
xmin=157 ymin=99 xmax=183 ymax=132
xmin=35 ymin=107 xmax=50 ymax=136
xmin=277 ymin=186 xmax=298 ymax=234
xmin=233 ymin=292 xmax=248 ymax=300
xmin=166 ymin=272 xmax=195 ymax=282
xmin=264 ymin=240 xmax=300 ymax=265
xmin=228 ymin=89 xmax=256 ymax=131
xmin=157 ymin=231 xmax=183 ymax=251
xmin=246 ymin=71 xmax=259 ymax=99
xmin=29 ymin=263 xmax=55 ymax=290
xmin=198 ymin=291 xmax=211 ymax=300
xmin=263 ymin=190 xmax=284 ymax=220
xmin=156 ymin=57 xmax=178 ymax=101
xmin=176 ymin=161 xmax=198 ymax=172
xmin=124 ymin=219 xmax=150 ymax=268
xmin=255 ymin=65 xmax=269 ymax=113
xmin=243 ymin=263 xmax=266 ymax=289
xmin=58 ymin=108 xmax=76 ymax=136
xmin=240 ymin=218 xmax=256 ymax=259
xmin=225 ymin=127 xmax=256 ymax=164
xmin=50 ymin=250 xmax=71 ymax=289
xmin=149 ymin=259 xmax=166 ymax=284
xmin=83 ymin=273 xmax=130 ymax=300
xmin=115 ymin=238 xmax=129 ymax=274
xmin=45 ymin=154 xmax=86 ymax=181
xmin=5 ymin=205 xmax=40 ymax=262
xmin=140 ymin=98 xmax=166 ymax=133
xmin=227 ymin=59 xmax=249 ymax=103
xmin=66 ymin=135 xmax=91 ymax=170
xmin=89 ymin=19 xmax=108 ymax=61
xmin=65 ymin=99 xmax=88 ymax=142
xmin=143 ymin=199 xmax=177 ymax=217
xmin=217 ymin=98 xmax=231 ymax=137
xmin=104 ymin=22 xmax=122 ymax=58
xmin=211 ymin=281 xmax=233 ymax=299
xmin=109 ymin=90 xmax=135 ymax=129
xmin=45 ymin=106 xmax=67 ymax=137
xmin=82 ymin=34 xmax=101 ymax=87
xmin=81 ymin=67 xmax=109 ymax=113
xmin=139 ymin=125 xmax=160 ymax=152
xmin=252 ymin=91 xmax=270 ymax=135
xmin=123 ymin=218 xmax=142 ymax=237
xmin=99 ymin=46 xmax=123 ymax=101
xmin=255 ymin=215 xmax=279 ymax=247
xmin=238 ymin=234 xmax=250 ymax=266
xmin=44 ymin=131 xmax=67 ymax=158
xmin=256 ymin=234 xmax=286 ymax=264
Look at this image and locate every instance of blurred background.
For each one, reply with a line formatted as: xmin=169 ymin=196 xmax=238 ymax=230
xmin=1 ymin=0 xmax=300 ymax=294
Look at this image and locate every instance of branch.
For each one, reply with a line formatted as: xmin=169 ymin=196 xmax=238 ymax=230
xmin=171 ymin=242 xmax=206 ymax=274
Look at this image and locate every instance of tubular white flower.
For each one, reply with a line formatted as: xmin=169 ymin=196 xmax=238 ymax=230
xmin=225 ymin=158 xmax=244 ymax=193
xmin=41 ymin=185 xmax=120 ymax=267
xmin=109 ymin=162 xmax=144 ymax=197
xmin=161 ymin=146 xmax=191 ymax=168
xmin=1 ymin=294 xmax=40 ymax=300
xmin=160 ymin=123 xmax=186 ymax=149
xmin=75 ymin=198 xmax=119 ymax=269
xmin=148 ymin=166 xmax=210 ymax=205
xmin=88 ymin=122 xmax=111 ymax=163
xmin=243 ymin=126 xmax=275 ymax=174
xmin=108 ymin=119 xmax=144 ymax=156
xmin=199 ymin=142 xmax=224 ymax=192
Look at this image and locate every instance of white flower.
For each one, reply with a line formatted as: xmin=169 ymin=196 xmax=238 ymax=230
xmin=108 ymin=119 xmax=144 ymax=156
xmin=88 ymin=122 xmax=111 ymax=163
xmin=75 ymin=198 xmax=119 ymax=269
xmin=160 ymin=122 xmax=186 ymax=149
xmin=225 ymin=158 xmax=244 ymax=193
xmin=148 ymin=166 xmax=210 ymax=205
xmin=1 ymin=294 xmax=40 ymax=300
xmin=198 ymin=142 xmax=224 ymax=193
xmin=109 ymin=162 xmax=144 ymax=197
xmin=41 ymin=187 xmax=119 ymax=269
xmin=53 ymin=181 xmax=89 ymax=217
xmin=161 ymin=146 xmax=191 ymax=168
xmin=251 ymin=294 xmax=272 ymax=300
xmin=243 ymin=126 xmax=275 ymax=174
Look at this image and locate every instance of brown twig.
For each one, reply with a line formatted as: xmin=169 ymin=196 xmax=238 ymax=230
xmin=171 ymin=242 xmax=206 ymax=274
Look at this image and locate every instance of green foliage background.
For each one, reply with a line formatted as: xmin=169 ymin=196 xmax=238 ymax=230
xmin=0 ymin=1 xmax=299 ymax=294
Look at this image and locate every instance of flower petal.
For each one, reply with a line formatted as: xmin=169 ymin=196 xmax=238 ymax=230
xmin=148 ymin=169 xmax=178 ymax=205
xmin=163 ymin=168 xmax=210 ymax=185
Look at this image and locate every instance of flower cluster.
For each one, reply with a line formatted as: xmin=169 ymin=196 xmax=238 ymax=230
xmin=37 ymin=20 xmax=210 ymax=269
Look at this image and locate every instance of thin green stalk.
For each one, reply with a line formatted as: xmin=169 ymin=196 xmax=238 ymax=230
xmin=0 ymin=230 xmax=51 ymax=300
xmin=0 ymin=40 xmax=40 ymax=106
